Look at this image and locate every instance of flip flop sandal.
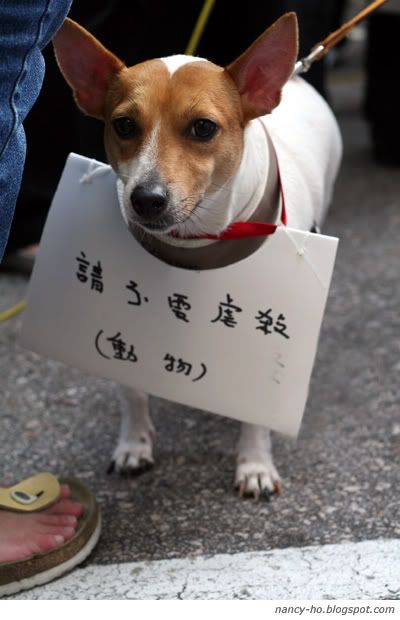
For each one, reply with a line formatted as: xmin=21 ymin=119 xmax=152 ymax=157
xmin=0 ymin=473 xmax=101 ymax=597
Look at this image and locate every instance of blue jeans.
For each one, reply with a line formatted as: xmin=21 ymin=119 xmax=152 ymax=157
xmin=0 ymin=0 xmax=72 ymax=261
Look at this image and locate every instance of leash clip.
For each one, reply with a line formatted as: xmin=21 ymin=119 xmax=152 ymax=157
xmin=293 ymin=45 xmax=325 ymax=76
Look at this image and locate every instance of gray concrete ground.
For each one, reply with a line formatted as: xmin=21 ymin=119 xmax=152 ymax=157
xmin=1 ymin=55 xmax=399 ymax=595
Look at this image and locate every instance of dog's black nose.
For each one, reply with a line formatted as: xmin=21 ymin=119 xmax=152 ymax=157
xmin=130 ymin=184 xmax=168 ymax=220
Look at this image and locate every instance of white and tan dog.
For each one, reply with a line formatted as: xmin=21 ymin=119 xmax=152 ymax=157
xmin=53 ymin=13 xmax=342 ymax=498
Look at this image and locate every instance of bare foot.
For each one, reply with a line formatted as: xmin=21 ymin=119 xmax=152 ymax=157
xmin=0 ymin=484 xmax=83 ymax=563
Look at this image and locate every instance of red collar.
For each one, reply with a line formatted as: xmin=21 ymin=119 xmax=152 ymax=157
xmin=205 ymin=202 xmax=286 ymax=240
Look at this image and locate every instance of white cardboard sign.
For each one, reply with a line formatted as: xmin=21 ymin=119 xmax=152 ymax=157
xmin=20 ymin=154 xmax=338 ymax=437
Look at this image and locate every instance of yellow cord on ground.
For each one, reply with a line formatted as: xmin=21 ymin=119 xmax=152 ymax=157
xmin=0 ymin=300 xmax=27 ymax=322
xmin=185 ymin=0 xmax=215 ymax=55
xmin=1 ymin=4 xmax=215 ymax=324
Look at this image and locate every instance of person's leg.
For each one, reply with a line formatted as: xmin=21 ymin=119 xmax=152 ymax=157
xmin=3 ymin=1 xmax=115 ymax=256
xmin=0 ymin=0 xmax=72 ymax=260
xmin=0 ymin=0 xmax=82 ymax=564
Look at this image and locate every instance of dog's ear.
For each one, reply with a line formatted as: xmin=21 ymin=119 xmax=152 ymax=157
xmin=53 ymin=18 xmax=125 ymax=119
xmin=226 ymin=13 xmax=298 ymax=121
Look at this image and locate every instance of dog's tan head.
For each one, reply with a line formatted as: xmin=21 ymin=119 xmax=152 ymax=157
xmin=53 ymin=14 xmax=298 ymax=235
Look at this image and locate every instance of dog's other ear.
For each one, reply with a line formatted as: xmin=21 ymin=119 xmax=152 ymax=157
xmin=226 ymin=13 xmax=298 ymax=121
xmin=53 ymin=18 xmax=125 ymax=119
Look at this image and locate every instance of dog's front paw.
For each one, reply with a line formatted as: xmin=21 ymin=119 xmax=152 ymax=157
xmin=235 ymin=458 xmax=281 ymax=499
xmin=108 ymin=437 xmax=154 ymax=476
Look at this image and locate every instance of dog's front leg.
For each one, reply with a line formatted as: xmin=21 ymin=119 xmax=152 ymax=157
xmin=109 ymin=387 xmax=155 ymax=475
xmin=235 ymin=423 xmax=281 ymax=498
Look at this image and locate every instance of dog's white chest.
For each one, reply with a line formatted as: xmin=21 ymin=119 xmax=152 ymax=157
xmin=260 ymin=77 xmax=342 ymax=231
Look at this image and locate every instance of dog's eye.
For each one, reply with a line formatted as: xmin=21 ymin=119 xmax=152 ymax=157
xmin=112 ymin=117 xmax=138 ymax=139
xmin=190 ymin=119 xmax=218 ymax=141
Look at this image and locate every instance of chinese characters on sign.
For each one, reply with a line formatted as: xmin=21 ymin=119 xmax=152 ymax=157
xmin=95 ymin=330 xmax=138 ymax=362
xmin=75 ymin=252 xmax=103 ymax=292
xmin=126 ymin=280 xmax=149 ymax=305
xmin=164 ymin=353 xmax=207 ymax=382
xmin=168 ymin=293 xmax=191 ymax=322
xmin=76 ymin=252 xmax=290 ymax=339
xmin=211 ymin=294 xmax=242 ymax=327
xmin=94 ymin=330 xmax=207 ymax=382
xmin=255 ymin=310 xmax=290 ymax=339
